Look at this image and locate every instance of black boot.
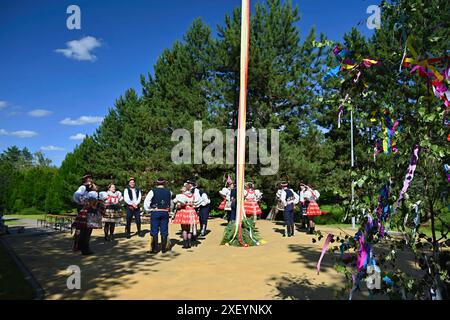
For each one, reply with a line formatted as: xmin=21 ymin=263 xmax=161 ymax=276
xmin=125 ymin=225 xmax=131 ymax=239
xmin=137 ymin=224 xmax=143 ymax=237
xmin=187 ymin=238 xmax=192 ymax=248
xmin=287 ymin=225 xmax=292 ymax=237
xmin=150 ymin=235 xmax=158 ymax=254
xmin=182 ymin=239 xmax=188 ymax=249
xmin=291 ymin=225 xmax=295 ymax=236
xmin=161 ymin=236 xmax=169 ymax=253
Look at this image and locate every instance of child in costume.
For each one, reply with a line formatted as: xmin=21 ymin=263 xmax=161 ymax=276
xmin=304 ymin=185 xmax=325 ymax=234
xmin=219 ymin=182 xmax=234 ymax=221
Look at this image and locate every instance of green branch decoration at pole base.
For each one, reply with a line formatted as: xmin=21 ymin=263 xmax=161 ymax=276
xmin=220 ymin=216 xmax=265 ymax=247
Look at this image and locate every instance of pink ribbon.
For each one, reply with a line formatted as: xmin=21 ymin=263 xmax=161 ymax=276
xmin=317 ymin=234 xmax=334 ymax=275
xmin=395 ymin=145 xmax=420 ymax=210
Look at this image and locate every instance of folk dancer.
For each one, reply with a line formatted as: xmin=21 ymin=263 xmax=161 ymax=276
xmin=73 ymin=174 xmax=96 ymax=254
xmin=99 ymin=184 xmax=123 ymax=242
xmin=72 ymin=190 xmax=101 ymax=255
xmin=219 ymin=182 xmax=234 ymax=222
xmin=304 ymin=185 xmax=323 ymax=234
xmin=298 ymin=183 xmax=308 ymax=230
xmin=172 ymin=184 xmax=200 ymax=249
xmin=279 ymin=182 xmax=300 ymax=237
xmin=124 ymin=177 xmax=143 ymax=238
xmin=143 ymin=178 xmax=173 ymax=254
xmin=244 ymin=182 xmax=263 ymax=221
xmin=187 ymin=179 xmax=211 ymax=237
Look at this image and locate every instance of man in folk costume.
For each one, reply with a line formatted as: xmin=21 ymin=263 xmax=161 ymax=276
xmin=244 ymin=182 xmax=263 ymax=220
xmin=124 ymin=177 xmax=143 ymax=239
xmin=172 ymin=184 xmax=200 ymax=249
xmin=187 ymin=179 xmax=211 ymax=237
xmin=279 ymin=182 xmax=300 ymax=237
xmin=144 ymin=177 xmax=173 ymax=254
xmin=99 ymin=183 xmax=123 ymax=242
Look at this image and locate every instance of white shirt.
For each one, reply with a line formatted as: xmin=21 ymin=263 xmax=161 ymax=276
xmin=143 ymin=188 xmax=173 ymax=212
xmin=124 ymin=187 xmax=142 ymax=206
xmin=219 ymin=187 xmax=231 ymax=200
xmin=191 ymin=188 xmax=210 ymax=208
xmin=73 ymin=185 xmax=89 ymax=205
xmin=280 ymin=188 xmax=300 ymax=207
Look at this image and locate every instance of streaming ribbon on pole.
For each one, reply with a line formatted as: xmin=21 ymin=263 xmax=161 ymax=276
xmin=317 ymin=234 xmax=334 ymax=275
xmin=231 ymin=0 xmax=251 ymax=246
xmin=395 ymin=145 xmax=420 ymax=211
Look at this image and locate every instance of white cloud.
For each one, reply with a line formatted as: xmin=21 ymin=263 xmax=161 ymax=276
xmin=70 ymin=133 xmax=87 ymax=141
xmin=0 ymin=129 xmax=38 ymax=138
xmin=55 ymin=36 xmax=102 ymax=62
xmin=28 ymin=109 xmax=53 ymax=117
xmin=60 ymin=116 xmax=104 ymax=126
xmin=0 ymin=101 xmax=7 ymax=109
xmin=41 ymin=145 xmax=65 ymax=151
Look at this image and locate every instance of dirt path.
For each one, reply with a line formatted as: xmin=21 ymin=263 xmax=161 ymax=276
xmin=4 ymin=219 xmax=420 ymax=300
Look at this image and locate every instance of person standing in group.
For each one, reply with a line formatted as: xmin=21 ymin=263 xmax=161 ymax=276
xmin=304 ymin=185 xmax=323 ymax=234
xmin=73 ymin=174 xmax=96 ymax=254
xmin=172 ymin=184 xmax=200 ymax=249
xmin=100 ymin=184 xmax=123 ymax=242
xmin=186 ymin=179 xmax=211 ymax=237
xmin=279 ymin=182 xmax=300 ymax=237
xmin=298 ymin=183 xmax=309 ymax=230
xmin=144 ymin=178 xmax=173 ymax=254
xmin=72 ymin=181 xmax=99 ymax=256
xmin=244 ymin=182 xmax=263 ymax=221
xmin=124 ymin=177 xmax=142 ymax=238
xmin=219 ymin=182 xmax=234 ymax=222
xmin=229 ymin=184 xmax=238 ymax=222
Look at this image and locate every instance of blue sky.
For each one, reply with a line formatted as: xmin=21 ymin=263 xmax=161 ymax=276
xmin=0 ymin=0 xmax=377 ymax=166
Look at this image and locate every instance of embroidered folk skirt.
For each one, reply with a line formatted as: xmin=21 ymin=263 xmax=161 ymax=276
xmin=306 ymin=200 xmax=326 ymax=217
xmin=102 ymin=205 xmax=123 ymax=223
xmin=244 ymin=200 xmax=262 ymax=215
xmin=172 ymin=208 xmax=200 ymax=225
xmin=218 ymin=199 xmax=231 ymax=211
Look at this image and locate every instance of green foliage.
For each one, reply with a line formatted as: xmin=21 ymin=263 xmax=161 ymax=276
xmin=220 ymin=218 xmax=263 ymax=247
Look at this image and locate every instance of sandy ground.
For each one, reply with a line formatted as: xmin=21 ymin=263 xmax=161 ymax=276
xmin=4 ymin=219 xmax=421 ymax=300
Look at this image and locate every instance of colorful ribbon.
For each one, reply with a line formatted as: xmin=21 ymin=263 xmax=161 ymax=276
xmin=317 ymin=234 xmax=334 ymax=275
xmin=395 ymin=145 xmax=420 ymax=211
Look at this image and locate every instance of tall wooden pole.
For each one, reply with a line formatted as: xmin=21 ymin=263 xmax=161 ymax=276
xmin=234 ymin=0 xmax=250 ymax=240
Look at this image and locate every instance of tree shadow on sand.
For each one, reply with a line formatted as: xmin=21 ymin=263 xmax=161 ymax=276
xmin=5 ymin=226 xmax=183 ymax=300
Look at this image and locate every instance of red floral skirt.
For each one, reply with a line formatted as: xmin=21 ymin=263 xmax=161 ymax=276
xmin=244 ymin=200 xmax=262 ymax=215
xmin=218 ymin=199 xmax=227 ymax=210
xmin=306 ymin=200 xmax=327 ymax=217
xmin=172 ymin=208 xmax=200 ymax=225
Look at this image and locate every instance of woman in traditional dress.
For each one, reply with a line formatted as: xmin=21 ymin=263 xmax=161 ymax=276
xmin=219 ymin=182 xmax=234 ymax=221
xmin=100 ymin=184 xmax=123 ymax=242
xmin=72 ymin=191 xmax=100 ymax=255
xmin=244 ymin=182 xmax=263 ymax=220
xmin=172 ymin=184 xmax=200 ymax=249
xmin=304 ymin=185 xmax=324 ymax=234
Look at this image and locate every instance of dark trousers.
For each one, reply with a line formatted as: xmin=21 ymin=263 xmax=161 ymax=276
xmin=78 ymin=228 xmax=92 ymax=253
xmin=150 ymin=211 xmax=169 ymax=237
xmin=198 ymin=206 xmax=210 ymax=228
xmin=230 ymin=208 xmax=237 ymax=222
xmin=284 ymin=209 xmax=294 ymax=226
xmin=126 ymin=207 xmax=141 ymax=232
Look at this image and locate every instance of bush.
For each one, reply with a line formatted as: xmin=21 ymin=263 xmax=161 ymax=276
xmin=314 ymin=204 xmax=346 ymax=225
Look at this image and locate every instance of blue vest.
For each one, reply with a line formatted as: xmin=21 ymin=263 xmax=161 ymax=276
xmin=285 ymin=189 xmax=295 ymax=211
xmin=150 ymin=188 xmax=171 ymax=210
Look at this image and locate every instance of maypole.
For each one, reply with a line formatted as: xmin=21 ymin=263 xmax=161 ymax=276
xmin=233 ymin=0 xmax=250 ymax=244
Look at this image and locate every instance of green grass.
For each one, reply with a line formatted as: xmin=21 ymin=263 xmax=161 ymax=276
xmin=0 ymin=243 xmax=35 ymax=300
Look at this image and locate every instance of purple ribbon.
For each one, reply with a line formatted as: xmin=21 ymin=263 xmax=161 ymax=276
xmin=395 ymin=145 xmax=420 ymax=210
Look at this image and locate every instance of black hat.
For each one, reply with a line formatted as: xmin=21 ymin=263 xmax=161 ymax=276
xmin=280 ymin=181 xmax=289 ymax=187
xmin=185 ymin=178 xmax=197 ymax=186
xmin=156 ymin=177 xmax=166 ymax=185
xmin=82 ymin=174 xmax=93 ymax=182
